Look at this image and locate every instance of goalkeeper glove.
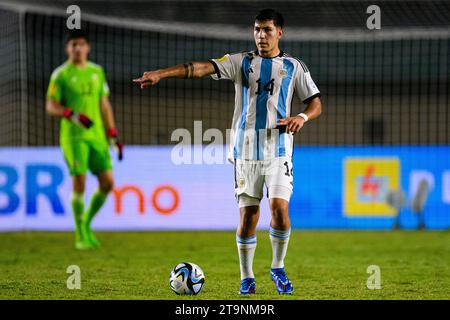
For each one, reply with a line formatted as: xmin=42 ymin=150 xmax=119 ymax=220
xmin=63 ymin=108 xmax=93 ymax=129
xmin=106 ymin=128 xmax=124 ymax=161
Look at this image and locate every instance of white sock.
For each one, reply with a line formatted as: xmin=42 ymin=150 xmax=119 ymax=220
xmin=236 ymin=234 xmax=257 ymax=280
xmin=269 ymin=227 xmax=291 ymax=269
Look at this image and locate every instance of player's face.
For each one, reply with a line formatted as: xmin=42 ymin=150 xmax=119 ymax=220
xmin=66 ymin=38 xmax=90 ymax=64
xmin=254 ymin=20 xmax=283 ymax=56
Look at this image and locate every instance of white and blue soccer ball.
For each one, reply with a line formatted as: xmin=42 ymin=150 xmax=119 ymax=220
xmin=169 ymin=262 xmax=205 ymax=295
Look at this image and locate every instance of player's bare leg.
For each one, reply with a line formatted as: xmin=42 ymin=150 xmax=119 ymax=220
xmin=237 ymin=205 xmax=260 ymax=237
xmin=82 ymin=170 xmax=114 ymax=248
xmin=72 ymin=174 xmax=90 ymax=250
xmin=269 ymin=197 xmax=293 ymax=294
xmin=236 ymin=203 xmax=259 ymax=294
xmin=270 ymin=198 xmax=290 ymax=230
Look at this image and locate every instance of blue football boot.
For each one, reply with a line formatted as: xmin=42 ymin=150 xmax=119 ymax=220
xmin=239 ymin=278 xmax=256 ymax=295
xmin=270 ymin=268 xmax=293 ymax=294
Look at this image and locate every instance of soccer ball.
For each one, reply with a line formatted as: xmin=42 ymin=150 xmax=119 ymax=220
xmin=169 ymin=262 xmax=205 ymax=295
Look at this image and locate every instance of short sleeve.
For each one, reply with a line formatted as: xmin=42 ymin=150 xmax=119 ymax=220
xmin=100 ymin=69 xmax=110 ymax=97
xmin=47 ymin=69 xmax=63 ymax=102
xmin=294 ymin=60 xmax=321 ymax=104
xmin=209 ymin=53 xmax=243 ymax=81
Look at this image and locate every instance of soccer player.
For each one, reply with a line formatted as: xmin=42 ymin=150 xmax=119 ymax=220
xmin=46 ymin=30 xmax=123 ymax=250
xmin=134 ymin=9 xmax=322 ymax=294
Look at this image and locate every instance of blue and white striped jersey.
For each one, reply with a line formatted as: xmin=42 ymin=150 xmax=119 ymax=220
xmin=210 ymin=50 xmax=320 ymax=162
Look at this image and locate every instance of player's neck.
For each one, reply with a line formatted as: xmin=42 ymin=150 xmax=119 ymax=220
xmin=258 ymin=47 xmax=281 ymax=59
xmin=69 ymin=59 xmax=88 ymax=68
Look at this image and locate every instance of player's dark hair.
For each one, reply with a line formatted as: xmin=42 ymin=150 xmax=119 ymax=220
xmin=66 ymin=29 xmax=89 ymax=43
xmin=255 ymin=8 xmax=284 ymax=28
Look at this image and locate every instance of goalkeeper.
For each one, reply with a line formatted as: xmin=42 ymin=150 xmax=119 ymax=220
xmin=46 ymin=30 xmax=123 ymax=250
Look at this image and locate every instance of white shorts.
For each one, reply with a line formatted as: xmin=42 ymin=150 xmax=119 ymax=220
xmin=234 ymin=156 xmax=294 ymax=208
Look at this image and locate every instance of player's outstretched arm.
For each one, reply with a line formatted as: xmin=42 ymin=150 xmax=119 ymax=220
xmin=133 ymin=61 xmax=215 ymax=89
xmin=277 ymin=97 xmax=322 ymax=134
xmin=46 ymin=99 xmax=93 ymax=129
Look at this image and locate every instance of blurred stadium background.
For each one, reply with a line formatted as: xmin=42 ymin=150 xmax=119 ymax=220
xmin=0 ymin=0 xmax=449 ymax=231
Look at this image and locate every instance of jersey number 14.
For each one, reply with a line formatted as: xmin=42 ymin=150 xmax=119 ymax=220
xmin=255 ymin=78 xmax=274 ymax=95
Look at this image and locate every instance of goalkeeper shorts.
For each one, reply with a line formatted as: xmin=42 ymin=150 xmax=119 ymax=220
xmin=234 ymin=156 xmax=293 ymax=208
xmin=61 ymin=139 xmax=112 ymax=176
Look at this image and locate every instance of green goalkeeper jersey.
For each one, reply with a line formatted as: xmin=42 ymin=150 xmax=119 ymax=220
xmin=47 ymin=61 xmax=110 ymax=145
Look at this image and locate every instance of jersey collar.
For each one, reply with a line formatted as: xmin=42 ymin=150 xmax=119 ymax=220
xmin=253 ymin=49 xmax=284 ymax=59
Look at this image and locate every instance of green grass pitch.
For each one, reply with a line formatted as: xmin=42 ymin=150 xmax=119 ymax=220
xmin=0 ymin=231 xmax=449 ymax=299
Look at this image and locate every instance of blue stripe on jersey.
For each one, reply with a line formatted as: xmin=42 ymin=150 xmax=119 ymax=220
xmin=277 ymin=58 xmax=295 ymax=156
xmin=255 ymin=58 xmax=273 ymax=160
xmin=234 ymin=56 xmax=251 ymax=159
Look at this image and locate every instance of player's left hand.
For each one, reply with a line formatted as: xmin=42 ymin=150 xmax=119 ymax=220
xmin=277 ymin=116 xmax=305 ymax=134
xmin=107 ymin=128 xmax=124 ymax=161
